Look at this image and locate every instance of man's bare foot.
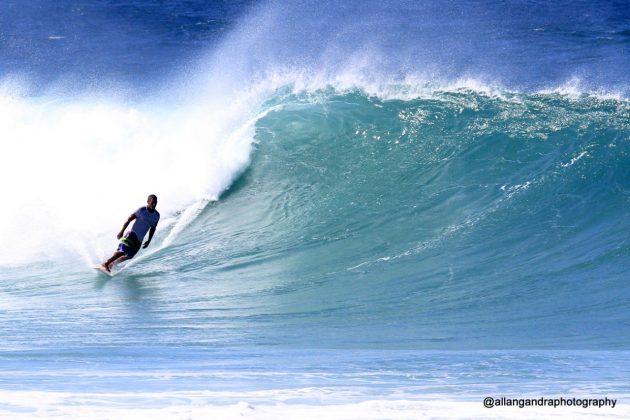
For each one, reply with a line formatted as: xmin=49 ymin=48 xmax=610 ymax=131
xmin=100 ymin=263 xmax=111 ymax=273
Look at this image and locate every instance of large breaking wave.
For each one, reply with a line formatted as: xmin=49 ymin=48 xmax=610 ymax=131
xmin=0 ymin=0 xmax=628 ymax=351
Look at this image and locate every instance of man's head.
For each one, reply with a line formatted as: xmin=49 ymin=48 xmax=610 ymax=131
xmin=147 ymin=194 xmax=158 ymax=211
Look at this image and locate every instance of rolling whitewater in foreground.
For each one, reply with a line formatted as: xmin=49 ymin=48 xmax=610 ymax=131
xmin=0 ymin=0 xmax=629 ymax=418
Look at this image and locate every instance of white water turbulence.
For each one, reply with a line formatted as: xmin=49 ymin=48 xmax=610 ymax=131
xmin=0 ymin=77 xmax=262 ymax=266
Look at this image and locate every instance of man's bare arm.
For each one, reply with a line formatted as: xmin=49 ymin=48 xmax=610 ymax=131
xmin=117 ymin=213 xmax=136 ymax=239
xmin=143 ymin=225 xmax=157 ymax=248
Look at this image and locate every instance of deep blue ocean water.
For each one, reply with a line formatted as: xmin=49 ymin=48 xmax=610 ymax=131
xmin=0 ymin=0 xmax=629 ymax=417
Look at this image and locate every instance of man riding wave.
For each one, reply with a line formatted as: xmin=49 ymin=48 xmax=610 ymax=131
xmin=101 ymin=194 xmax=160 ymax=272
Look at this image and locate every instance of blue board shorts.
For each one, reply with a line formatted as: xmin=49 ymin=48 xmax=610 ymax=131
xmin=118 ymin=232 xmax=141 ymax=258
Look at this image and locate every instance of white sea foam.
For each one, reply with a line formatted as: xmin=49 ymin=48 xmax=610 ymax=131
xmin=0 ymin=390 xmax=627 ymax=419
xmin=0 ymin=81 xmax=260 ymax=266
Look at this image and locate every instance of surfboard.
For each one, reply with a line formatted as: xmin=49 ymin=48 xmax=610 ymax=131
xmin=92 ymin=265 xmax=114 ymax=277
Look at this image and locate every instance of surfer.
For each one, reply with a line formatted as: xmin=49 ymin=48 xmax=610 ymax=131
xmin=100 ymin=194 xmax=160 ymax=272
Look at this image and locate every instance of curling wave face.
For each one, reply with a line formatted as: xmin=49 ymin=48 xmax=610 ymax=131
xmin=183 ymin=86 xmax=630 ymax=349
